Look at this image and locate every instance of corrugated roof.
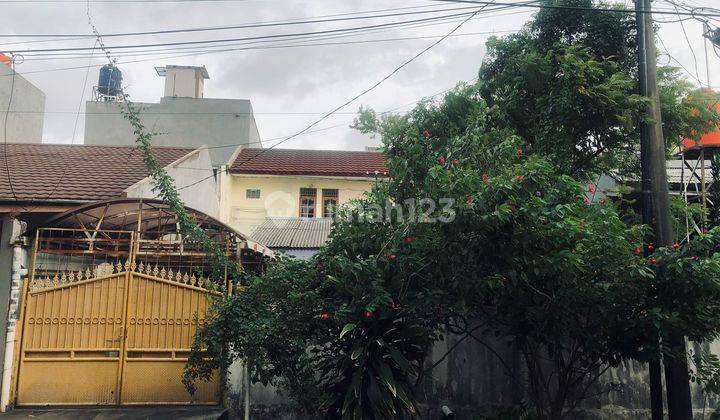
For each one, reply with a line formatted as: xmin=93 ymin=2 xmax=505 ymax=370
xmin=251 ymin=217 xmax=333 ymax=249
xmin=0 ymin=143 xmax=194 ymax=202
xmin=667 ymin=159 xmax=714 ymax=184
xmin=229 ymin=148 xmax=388 ymax=177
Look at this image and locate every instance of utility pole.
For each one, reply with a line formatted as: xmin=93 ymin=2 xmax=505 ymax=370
xmin=636 ymin=0 xmax=693 ymax=419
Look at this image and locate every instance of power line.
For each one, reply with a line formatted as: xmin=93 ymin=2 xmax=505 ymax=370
xmin=430 ymin=0 xmax=720 ymax=18
xmin=0 ymin=4 xmax=468 ymax=47
xmin=174 ymin=3 xmax=499 ymax=191
xmin=2 ymin=75 xmax=477 ymax=162
xmin=0 ymin=4 xmax=485 ymax=39
xmin=4 ymin=9 xmax=487 ymax=54
xmin=0 ymin=10 xmax=524 ymax=76
xmin=12 ymin=5 xmax=529 ymax=58
xmin=11 ymin=28 xmax=523 ymax=62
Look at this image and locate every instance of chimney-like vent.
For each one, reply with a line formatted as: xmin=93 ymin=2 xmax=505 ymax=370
xmin=155 ymin=65 xmax=210 ymax=99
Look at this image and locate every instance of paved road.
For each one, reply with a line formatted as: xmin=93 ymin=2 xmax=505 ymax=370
xmin=0 ymin=407 xmax=227 ymax=420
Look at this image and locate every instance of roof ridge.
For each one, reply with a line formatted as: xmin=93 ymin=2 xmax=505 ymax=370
xmin=239 ymin=147 xmax=383 ymax=154
xmin=1 ymin=142 xmax=195 ymax=150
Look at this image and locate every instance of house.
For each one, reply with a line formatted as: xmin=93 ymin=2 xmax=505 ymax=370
xmin=84 ymin=65 xmax=261 ymax=167
xmin=219 ymin=148 xmax=387 ymax=257
xmin=0 ymin=143 xmax=271 ymax=410
xmin=0 ymin=54 xmax=45 ymax=144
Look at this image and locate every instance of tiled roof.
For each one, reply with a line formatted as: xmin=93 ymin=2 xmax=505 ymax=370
xmin=251 ymin=217 xmax=333 ymax=249
xmin=229 ymin=148 xmax=387 ymax=177
xmin=0 ymin=143 xmax=194 ymax=202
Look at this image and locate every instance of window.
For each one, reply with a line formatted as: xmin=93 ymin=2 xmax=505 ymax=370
xmin=322 ymin=189 xmax=339 ymax=218
xmin=246 ymin=189 xmax=261 ymax=199
xmin=299 ymin=188 xmax=317 ymax=218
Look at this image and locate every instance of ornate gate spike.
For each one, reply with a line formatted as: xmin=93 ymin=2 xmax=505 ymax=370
xmin=85 ymin=268 xmax=92 ymax=279
xmin=176 ymin=272 xmax=182 ymax=282
xmin=152 ymin=266 xmax=159 ymax=276
xmin=124 ymin=260 xmax=131 ymax=270
xmin=189 ymin=274 xmax=196 ymax=285
xmin=116 ymin=261 xmax=123 ymax=273
xmin=130 ymin=261 xmax=136 ymax=271
xmin=137 ymin=262 xmax=144 ymax=273
xmin=160 ymin=268 xmax=166 ymax=279
xmin=167 ymin=269 xmax=174 ymax=281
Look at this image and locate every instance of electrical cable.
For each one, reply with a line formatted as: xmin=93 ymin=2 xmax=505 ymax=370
xmin=5 ymin=9 xmax=489 ymax=54
xmin=429 ymin=0 xmax=720 ymax=18
xmin=174 ymin=2 xmax=498 ymax=191
xmin=13 ymin=27 xmax=523 ymax=62
xmin=0 ymin=6 xmax=527 ymax=76
xmin=0 ymin=4 xmax=488 ymax=39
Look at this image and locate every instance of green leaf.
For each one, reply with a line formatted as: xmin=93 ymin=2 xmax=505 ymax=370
xmin=340 ymin=323 xmax=357 ymax=339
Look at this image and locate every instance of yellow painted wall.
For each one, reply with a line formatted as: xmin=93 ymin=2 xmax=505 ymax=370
xmin=220 ymin=173 xmax=376 ymax=236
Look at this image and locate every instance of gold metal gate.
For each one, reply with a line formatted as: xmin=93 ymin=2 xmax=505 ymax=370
xmin=14 ymin=231 xmax=222 ymax=406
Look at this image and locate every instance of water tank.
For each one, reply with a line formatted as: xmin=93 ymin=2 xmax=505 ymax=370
xmin=97 ymin=64 xmax=122 ymax=96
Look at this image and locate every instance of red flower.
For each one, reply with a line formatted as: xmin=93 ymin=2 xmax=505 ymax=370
xmin=438 ymin=156 xmax=446 ymax=166
xmin=482 ymin=172 xmax=490 ymax=186
xmin=363 ymin=311 xmax=373 ymax=319
xmin=647 ymin=243 xmax=654 ymax=252
xmin=587 ymin=183 xmax=596 ymax=194
xmin=583 ymin=196 xmax=590 ymax=205
xmin=404 ymin=236 xmax=413 ymax=244
xmin=423 ymin=129 xmax=430 ymax=139
xmin=466 ymin=195 xmax=473 ymax=204
xmin=634 ymin=246 xmax=642 ymax=256
xmin=517 ymin=148 xmax=523 ymax=158
xmin=649 ymin=257 xmax=657 ymax=265
xmin=452 ymin=159 xmax=460 ymax=166
xmin=672 ymin=242 xmax=680 ymax=250
xmin=320 ymin=312 xmax=329 ymax=320
xmin=388 ymin=254 xmax=397 ymax=261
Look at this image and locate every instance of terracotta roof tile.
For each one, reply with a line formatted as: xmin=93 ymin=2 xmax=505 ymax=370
xmin=229 ymin=148 xmax=387 ymax=177
xmin=0 ymin=143 xmax=194 ymax=202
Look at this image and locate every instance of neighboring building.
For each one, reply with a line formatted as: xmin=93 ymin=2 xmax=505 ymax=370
xmin=0 ymin=143 xmax=215 ymax=219
xmin=251 ymin=217 xmax=333 ymax=259
xmin=84 ymin=65 xmax=261 ymax=167
xmin=0 ymin=55 xmax=45 ymax=144
xmin=0 ymin=144 xmax=217 ymax=351
xmin=0 ymin=143 xmax=273 ymax=411
xmin=219 ymin=148 xmax=387 ymax=253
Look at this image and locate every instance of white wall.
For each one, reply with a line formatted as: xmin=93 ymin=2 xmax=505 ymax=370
xmin=0 ymin=65 xmax=45 ymax=143
xmin=84 ymin=97 xmax=259 ymax=166
xmin=125 ymin=147 xmax=220 ymax=219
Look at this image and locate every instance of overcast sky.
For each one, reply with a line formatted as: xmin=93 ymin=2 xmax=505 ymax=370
xmin=1 ymin=0 xmax=719 ymax=151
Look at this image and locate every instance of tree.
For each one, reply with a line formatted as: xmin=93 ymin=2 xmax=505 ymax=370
xmin=478 ymin=0 xmax=718 ymax=178
xmin=185 ymin=85 xmax=714 ymax=419
xmin=183 ymin=2 xmax=720 ymax=419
